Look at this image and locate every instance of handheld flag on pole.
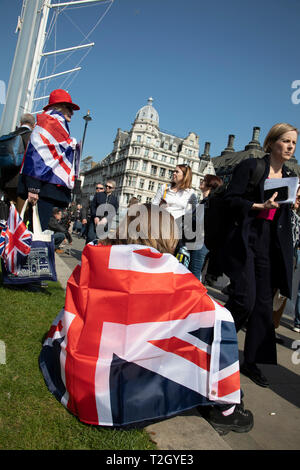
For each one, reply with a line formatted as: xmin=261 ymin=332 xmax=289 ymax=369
xmin=2 ymin=204 xmax=32 ymax=275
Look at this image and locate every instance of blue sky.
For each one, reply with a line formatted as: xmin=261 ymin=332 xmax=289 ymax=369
xmin=1 ymin=0 xmax=300 ymax=162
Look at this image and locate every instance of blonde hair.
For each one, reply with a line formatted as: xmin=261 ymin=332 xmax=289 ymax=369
xmin=100 ymin=203 xmax=179 ymax=255
xmin=263 ymin=123 xmax=299 ymax=153
xmin=171 ymin=164 xmax=193 ymax=190
xmin=106 ymin=179 xmax=116 ymax=189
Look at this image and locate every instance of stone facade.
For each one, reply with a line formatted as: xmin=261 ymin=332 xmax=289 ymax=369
xmin=81 ymin=98 xmax=215 ymax=207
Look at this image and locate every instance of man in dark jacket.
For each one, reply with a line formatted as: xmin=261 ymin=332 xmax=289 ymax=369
xmin=87 ymin=180 xmax=118 ymax=243
xmin=48 ymin=207 xmax=69 ymax=253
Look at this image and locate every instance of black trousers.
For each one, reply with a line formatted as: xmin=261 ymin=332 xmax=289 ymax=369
xmin=225 ymin=218 xmax=277 ymax=365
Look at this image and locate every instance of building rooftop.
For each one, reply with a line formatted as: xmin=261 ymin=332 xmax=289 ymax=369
xmin=135 ymin=97 xmax=159 ymax=126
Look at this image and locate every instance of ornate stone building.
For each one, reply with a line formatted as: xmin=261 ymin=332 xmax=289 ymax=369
xmin=81 ymin=98 xmax=215 ymax=206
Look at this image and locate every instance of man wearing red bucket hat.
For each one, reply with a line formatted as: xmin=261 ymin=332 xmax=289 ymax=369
xmin=17 ymin=89 xmax=80 ymax=231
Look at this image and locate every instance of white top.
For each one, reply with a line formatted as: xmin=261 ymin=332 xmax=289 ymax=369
xmin=152 ymin=184 xmax=197 ymax=219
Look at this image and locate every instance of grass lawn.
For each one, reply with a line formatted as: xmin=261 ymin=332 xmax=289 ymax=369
xmin=0 ymin=272 xmax=156 ymax=450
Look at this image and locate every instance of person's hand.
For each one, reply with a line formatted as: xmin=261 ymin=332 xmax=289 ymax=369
xmin=252 ymin=192 xmax=279 ymax=211
xmin=28 ymin=191 xmax=39 ymax=205
xmin=98 ymin=217 xmax=107 ymax=226
xmin=94 ymin=217 xmax=100 ymax=225
xmin=82 ymin=218 xmax=87 ymax=224
xmin=263 ymin=192 xmax=279 ymax=210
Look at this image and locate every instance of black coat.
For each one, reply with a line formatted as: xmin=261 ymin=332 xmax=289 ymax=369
xmin=17 ymin=173 xmax=71 ymax=205
xmin=48 ymin=215 xmax=67 ymax=234
xmin=222 ymin=154 xmax=294 ymax=298
xmin=91 ymin=192 xmax=119 ymax=219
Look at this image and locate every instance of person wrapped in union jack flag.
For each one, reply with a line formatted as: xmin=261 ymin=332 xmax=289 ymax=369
xmin=17 ymin=89 xmax=80 ymax=231
xmin=39 ymin=204 xmax=253 ymax=434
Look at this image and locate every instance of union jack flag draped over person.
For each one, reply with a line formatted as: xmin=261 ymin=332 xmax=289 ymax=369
xmin=2 ymin=204 xmax=32 ymax=275
xmin=20 ymin=110 xmax=78 ymax=189
xmin=39 ymin=243 xmax=240 ymax=427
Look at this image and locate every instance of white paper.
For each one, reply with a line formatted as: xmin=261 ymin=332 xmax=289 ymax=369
xmin=264 ymin=177 xmax=299 ymax=204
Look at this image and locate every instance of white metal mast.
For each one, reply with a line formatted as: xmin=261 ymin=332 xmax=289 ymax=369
xmin=0 ymin=0 xmax=44 ymax=135
xmin=0 ymin=0 xmax=111 ymax=135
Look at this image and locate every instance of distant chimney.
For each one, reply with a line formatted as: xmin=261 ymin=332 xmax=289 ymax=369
xmin=200 ymin=141 xmax=211 ymax=159
xmin=221 ymin=134 xmax=235 ymax=155
xmin=245 ymin=126 xmax=261 ymax=150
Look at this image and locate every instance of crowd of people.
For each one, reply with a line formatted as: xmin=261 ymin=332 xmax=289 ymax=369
xmin=1 ymin=87 xmax=300 ymax=437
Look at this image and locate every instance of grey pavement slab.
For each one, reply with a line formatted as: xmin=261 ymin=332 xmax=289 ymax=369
xmin=145 ymin=413 xmax=231 ymax=450
xmin=54 ymin=239 xmax=300 ymax=450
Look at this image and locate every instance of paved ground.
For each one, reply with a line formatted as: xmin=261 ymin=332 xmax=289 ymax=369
xmin=54 ymin=236 xmax=300 ymax=450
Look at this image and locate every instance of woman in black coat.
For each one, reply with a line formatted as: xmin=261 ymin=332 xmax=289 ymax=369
xmin=223 ymin=123 xmax=298 ymax=387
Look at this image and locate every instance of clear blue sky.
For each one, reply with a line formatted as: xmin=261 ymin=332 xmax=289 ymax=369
xmin=1 ymin=0 xmax=300 ymax=162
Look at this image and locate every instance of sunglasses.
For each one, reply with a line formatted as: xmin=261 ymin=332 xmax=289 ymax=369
xmin=96 ymin=187 xmax=104 ymax=190
xmin=106 ymin=185 xmax=113 ymax=189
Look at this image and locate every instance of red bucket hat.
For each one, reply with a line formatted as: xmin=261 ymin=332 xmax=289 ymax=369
xmin=43 ymin=89 xmax=80 ymax=111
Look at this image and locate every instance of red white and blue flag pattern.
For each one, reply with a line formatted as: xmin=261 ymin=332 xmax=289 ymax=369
xmin=2 ymin=204 xmax=32 ymax=275
xmin=39 ymin=244 xmax=240 ymax=427
xmin=20 ymin=110 xmax=78 ymax=189
xmin=0 ymin=221 xmax=7 ymax=258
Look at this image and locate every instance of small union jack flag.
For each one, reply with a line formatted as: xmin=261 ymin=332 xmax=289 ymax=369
xmin=3 ymin=204 xmax=32 ymax=275
xmin=0 ymin=222 xmax=7 ymax=258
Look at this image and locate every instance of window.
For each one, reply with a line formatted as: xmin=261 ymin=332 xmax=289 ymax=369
xmin=164 ymin=142 xmax=169 ymax=150
xmin=133 ymin=147 xmax=140 ymax=155
xmin=127 ymin=176 xmax=137 ymax=187
xmin=146 ymin=197 xmax=152 ymax=204
xmin=136 ymin=135 xmax=141 ymax=142
xmin=148 ymin=181 xmax=155 ymax=191
xmin=146 ymin=136 xmax=151 ymax=144
xmin=151 ymin=165 xmax=157 ymax=175
xmin=153 ymin=152 xmax=158 ymax=160
xmin=142 ymin=161 xmax=147 ymax=172
xmin=168 ymin=169 xmax=173 ymax=178
xmin=159 ymin=168 xmax=166 ymax=177
xmin=130 ymin=160 xmax=139 ymax=170
xmin=161 ymin=155 xmax=166 ymax=162
xmin=170 ymin=157 xmax=175 ymax=165
xmin=137 ymin=194 xmax=142 ymax=202
xmin=139 ymin=179 xmax=144 ymax=189
xmin=144 ymin=148 xmax=149 ymax=157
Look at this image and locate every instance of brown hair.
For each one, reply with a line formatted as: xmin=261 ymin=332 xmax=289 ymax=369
xmin=203 ymin=174 xmax=223 ymax=190
xmin=263 ymin=123 xmax=299 ymax=153
xmin=171 ymin=164 xmax=192 ymax=190
xmin=128 ymin=197 xmax=139 ymax=207
xmin=100 ymin=203 xmax=179 ymax=254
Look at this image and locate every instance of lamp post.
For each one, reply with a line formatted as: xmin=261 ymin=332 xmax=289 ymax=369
xmin=82 ymin=109 xmax=92 ymax=155
xmin=73 ymin=110 xmax=92 ymax=203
